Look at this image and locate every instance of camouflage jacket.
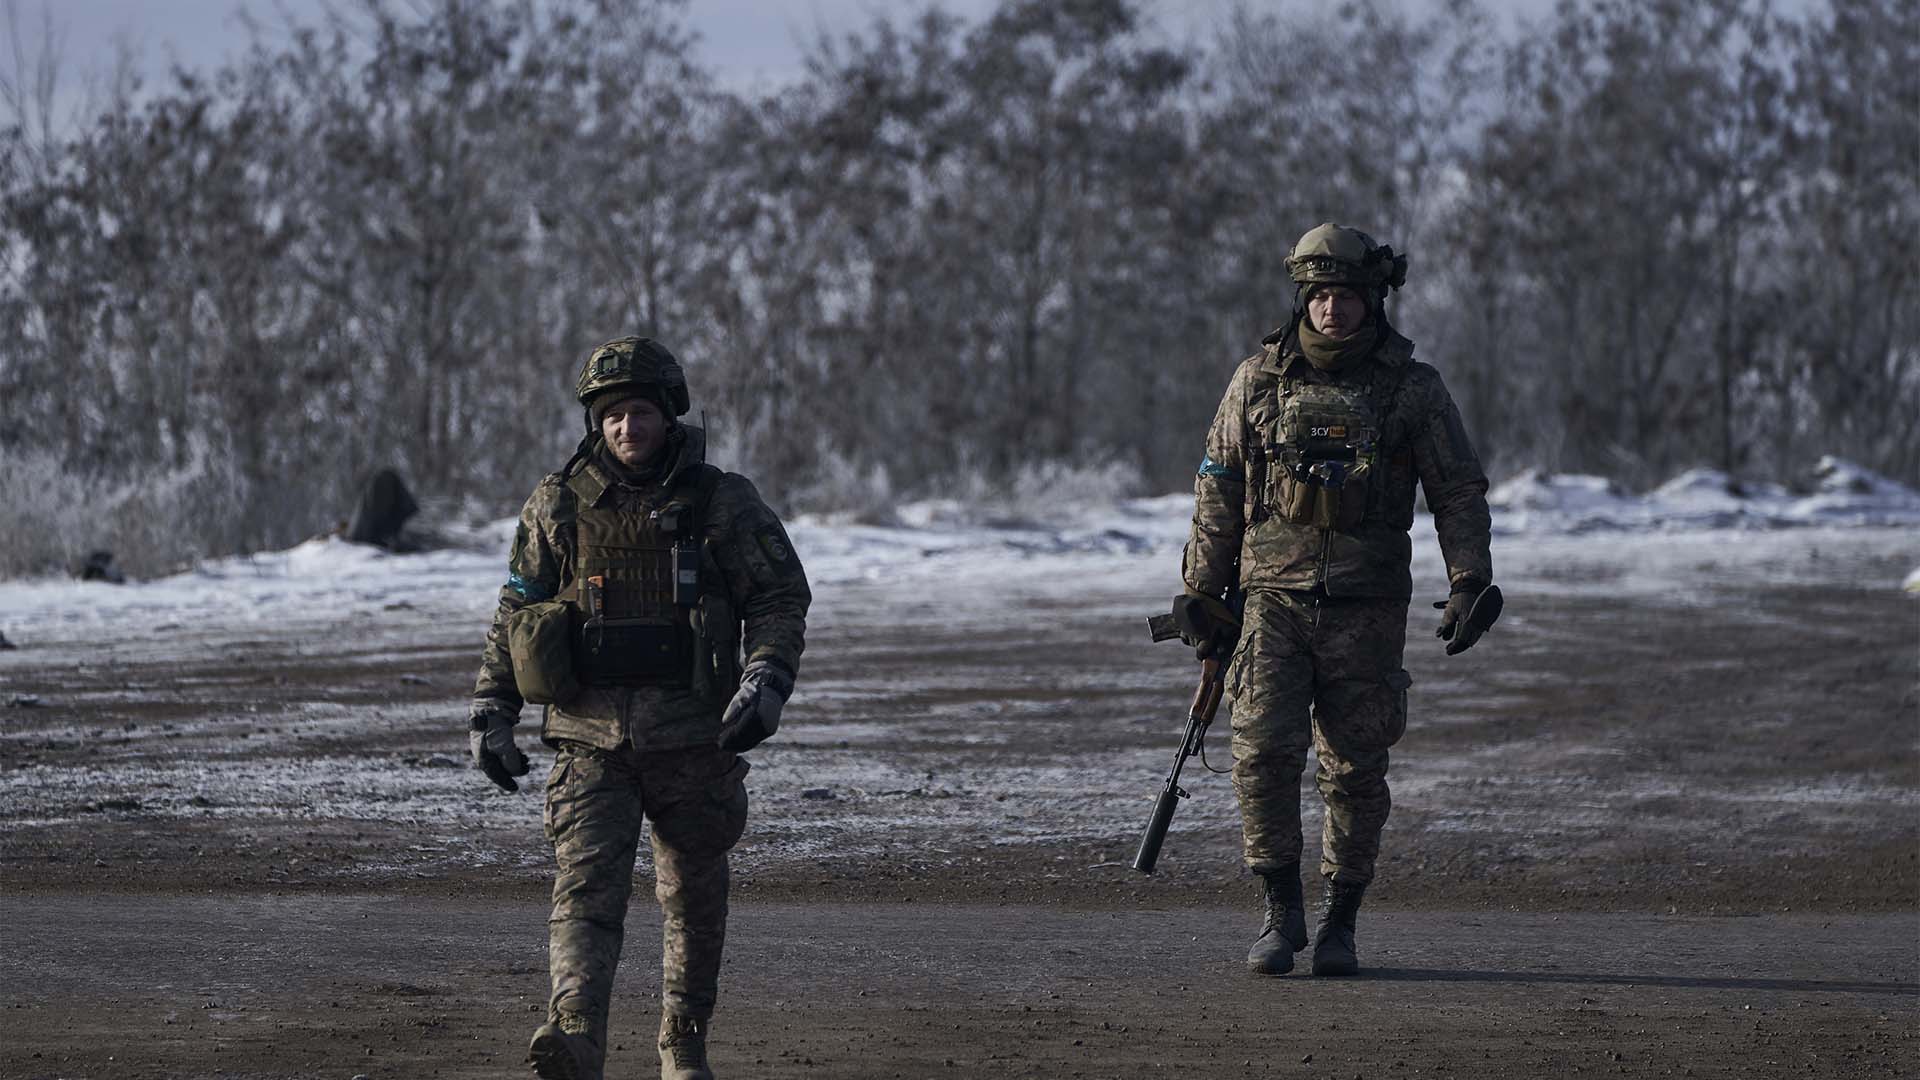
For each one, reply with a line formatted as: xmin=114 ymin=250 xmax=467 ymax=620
xmin=471 ymin=427 xmax=810 ymax=751
xmin=1184 ymin=327 xmax=1492 ymax=601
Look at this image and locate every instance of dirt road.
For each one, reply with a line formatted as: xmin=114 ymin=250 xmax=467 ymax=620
xmin=6 ymin=895 xmax=1914 ymax=1079
xmin=2 ymin=529 xmax=1916 ymax=1076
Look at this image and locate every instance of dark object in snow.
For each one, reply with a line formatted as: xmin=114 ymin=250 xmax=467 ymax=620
xmin=79 ymin=550 xmax=126 ymax=583
xmin=0 ymin=630 xmax=14 ymax=650
xmin=801 ymin=788 xmax=836 ymax=800
xmin=346 ymin=467 xmax=420 ymax=550
xmin=9 ymin=693 xmax=45 ymax=707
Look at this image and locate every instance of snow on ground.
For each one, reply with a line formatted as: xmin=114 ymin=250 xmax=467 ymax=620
xmin=1 ymin=461 xmax=1916 ymax=649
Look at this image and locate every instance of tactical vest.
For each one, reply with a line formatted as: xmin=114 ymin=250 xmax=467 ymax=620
xmin=563 ymin=465 xmax=723 ymax=689
xmin=1247 ymin=358 xmax=1407 ymax=534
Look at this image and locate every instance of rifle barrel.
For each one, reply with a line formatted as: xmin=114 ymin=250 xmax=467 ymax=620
xmin=1131 ymin=787 xmax=1182 ymax=874
xmin=1131 ymin=658 xmax=1226 ymax=876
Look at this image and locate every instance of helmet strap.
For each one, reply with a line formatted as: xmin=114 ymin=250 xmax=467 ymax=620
xmin=559 ymin=430 xmax=597 ymax=479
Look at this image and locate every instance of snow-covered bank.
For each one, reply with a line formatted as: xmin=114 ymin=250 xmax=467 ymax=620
xmin=0 ymin=459 xmax=1915 ymax=651
xmin=1490 ymin=456 xmax=1920 ymax=532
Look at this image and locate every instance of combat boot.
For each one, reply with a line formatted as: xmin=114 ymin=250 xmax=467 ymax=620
xmin=659 ymin=1013 xmax=714 ymax=1080
xmin=1245 ymin=866 xmax=1308 ymax=975
xmin=1310 ymin=878 xmax=1367 ymax=976
xmin=528 ymin=1014 xmax=604 ymax=1080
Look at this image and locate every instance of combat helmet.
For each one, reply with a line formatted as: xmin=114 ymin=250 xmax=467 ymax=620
xmin=574 ymin=336 xmax=691 ymax=431
xmin=1285 ymin=223 xmax=1408 ymax=298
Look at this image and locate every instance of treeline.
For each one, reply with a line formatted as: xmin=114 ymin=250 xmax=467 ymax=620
xmin=1 ymin=0 xmax=1913 ymax=574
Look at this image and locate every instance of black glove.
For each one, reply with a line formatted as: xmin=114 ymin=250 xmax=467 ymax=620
xmin=469 ymin=706 xmax=531 ymax=792
xmin=718 ymin=659 xmax=794 ymax=753
xmin=1434 ymin=583 xmax=1504 ymax=656
xmin=1172 ymin=591 xmax=1241 ymax=661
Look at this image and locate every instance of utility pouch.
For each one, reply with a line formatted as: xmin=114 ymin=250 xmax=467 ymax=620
xmin=672 ymin=538 xmax=700 ymax=605
xmin=576 ymin=616 xmax=689 ymax=686
xmin=507 ymin=600 xmax=579 ymax=706
xmin=1275 ymin=465 xmax=1318 ymax=525
xmin=1331 ymin=458 xmax=1372 ymax=531
xmin=659 ymin=505 xmax=702 ymax=606
xmin=690 ymin=591 xmax=743 ymax=709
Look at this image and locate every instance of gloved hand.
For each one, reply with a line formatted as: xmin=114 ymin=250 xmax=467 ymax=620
xmin=469 ymin=705 xmax=530 ymax=792
xmin=1173 ymin=591 xmax=1242 ymax=661
xmin=718 ymin=659 xmax=794 ymax=753
xmin=1434 ymin=582 xmax=1503 ymax=656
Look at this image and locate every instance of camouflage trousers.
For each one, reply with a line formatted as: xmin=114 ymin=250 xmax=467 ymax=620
xmin=543 ymin=741 xmax=750 ymax=1052
xmin=1227 ymin=589 xmax=1412 ymax=885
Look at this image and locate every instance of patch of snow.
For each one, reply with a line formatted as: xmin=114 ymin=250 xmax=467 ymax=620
xmin=1782 ymin=457 xmax=1920 ymax=526
xmin=1811 ymin=455 xmax=1913 ymax=498
xmin=1489 ymin=468 xmax=1632 ymax=514
xmin=1490 ymin=459 xmax=1920 ymax=533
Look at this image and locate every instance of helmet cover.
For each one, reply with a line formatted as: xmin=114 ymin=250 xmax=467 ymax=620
xmin=574 ymin=336 xmax=691 ymax=419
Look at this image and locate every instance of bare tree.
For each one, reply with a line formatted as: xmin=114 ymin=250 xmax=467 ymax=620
xmin=1 ymin=0 xmax=1912 ymax=576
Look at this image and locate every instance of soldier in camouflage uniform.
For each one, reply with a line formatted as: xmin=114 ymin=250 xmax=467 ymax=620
xmin=468 ymin=337 xmax=810 ymax=1080
xmin=1184 ymin=224 xmax=1497 ymax=977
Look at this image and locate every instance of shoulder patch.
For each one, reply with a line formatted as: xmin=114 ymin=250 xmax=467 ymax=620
xmin=755 ymin=525 xmax=794 ymax=567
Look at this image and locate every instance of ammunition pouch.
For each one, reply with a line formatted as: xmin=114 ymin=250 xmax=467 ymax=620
xmin=1272 ymin=451 xmax=1373 ymax=532
xmin=507 ymin=600 xmax=580 ymax=706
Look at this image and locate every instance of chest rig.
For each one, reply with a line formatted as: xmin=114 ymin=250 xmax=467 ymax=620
xmin=564 ymin=466 xmax=720 ymax=688
xmin=1247 ymin=355 xmax=1406 ymax=533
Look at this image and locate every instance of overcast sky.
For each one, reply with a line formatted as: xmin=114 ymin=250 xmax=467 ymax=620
xmin=5 ymin=0 xmax=1579 ymax=123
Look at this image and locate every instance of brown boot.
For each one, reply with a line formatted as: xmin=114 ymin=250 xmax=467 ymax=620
xmin=528 ymin=1013 xmax=604 ymax=1080
xmin=658 ymin=1013 xmax=714 ymax=1080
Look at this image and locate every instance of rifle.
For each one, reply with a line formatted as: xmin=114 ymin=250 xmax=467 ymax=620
xmin=1131 ymin=593 xmax=1239 ymax=875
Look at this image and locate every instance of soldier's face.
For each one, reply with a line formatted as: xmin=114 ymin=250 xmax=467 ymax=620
xmin=1308 ymin=285 xmax=1369 ymax=339
xmin=601 ymin=397 xmax=668 ymax=467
